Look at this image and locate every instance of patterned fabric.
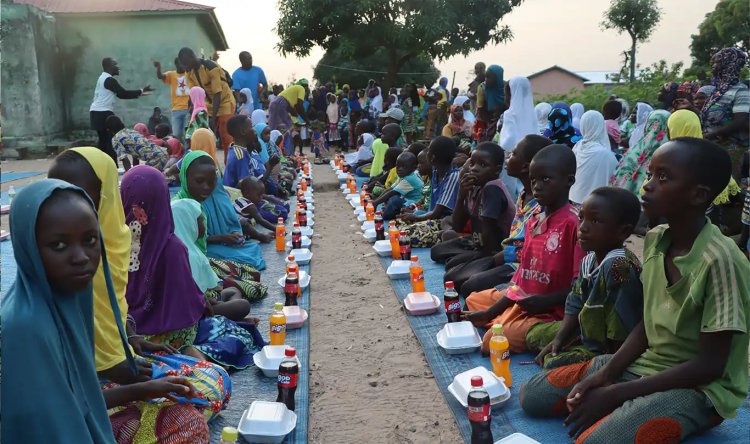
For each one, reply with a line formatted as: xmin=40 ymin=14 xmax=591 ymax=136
xmin=113 ymin=128 xmax=168 ymax=170
xmin=109 ymin=403 xmax=210 ymax=444
xmin=499 ymin=191 xmax=541 ymax=270
xmin=208 ymin=257 xmax=268 ymax=302
xmin=396 ymin=219 xmax=443 ymax=248
xmin=524 ymin=321 xmax=596 ymax=369
xmin=430 ymin=166 xmax=460 ymax=211
xmin=701 ymin=48 xmax=748 ymax=128
xmin=184 ymin=110 xmax=210 ymax=141
xmin=400 ymin=98 xmax=416 ymax=133
xmin=609 ymin=110 xmax=670 ymax=196
xmin=413 ymin=178 xmax=432 ymax=211
xmin=542 ymin=106 xmax=582 ymax=148
xmin=702 ymin=83 xmax=750 ymax=151
xmin=144 ymin=324 xmax=198 ymax=352
xmin=192 ymin=316 xmax=265 ymax=370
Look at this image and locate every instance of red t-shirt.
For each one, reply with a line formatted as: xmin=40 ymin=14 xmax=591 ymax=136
xmin=508 ymin=203 xmax=585 ymax=320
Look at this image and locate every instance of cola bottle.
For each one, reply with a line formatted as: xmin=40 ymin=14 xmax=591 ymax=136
xmin=399 ymin=230 xmax=411 ymax=260
xmin=444 ymin=281 xmax=461 ymax=323
xmin=291 ymin=223 xmax=302 ymax=249
xmin=284 ymin=271 xmax=299 ymax=306
xmin=277 ymin=347 xmax=298 ymax=411
xmin=298 ymin=196 xmax=307 ymax=211
xmin=298 ymin=206 xmax=307 ymax=227
xmin=374 ymin=211 xmax=385 ymax=240
xmin=468 ymin=376 xmax=493 ymax=444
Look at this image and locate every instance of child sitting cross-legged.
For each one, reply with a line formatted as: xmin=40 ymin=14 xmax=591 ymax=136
xmin=369 ymin=146 xmax=403 ymax=198
xmin=521 ymin=138 xmax=749 ymax=443
xmin=371 ymin=151 xmax=424 ymax=220
xmin=527 ymin=187 xmax=644 ymax=370
xmin=463 ymin=144 xmax=585 ymax=354
xmin=234 ymin=176 xmax=290 ymax=230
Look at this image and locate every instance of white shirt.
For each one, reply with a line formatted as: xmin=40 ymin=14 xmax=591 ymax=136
xmin=90 ymin=72 xmax=116 ymax=112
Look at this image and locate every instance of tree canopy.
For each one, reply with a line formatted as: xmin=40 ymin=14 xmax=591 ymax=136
xmin=601 ymin=0 xmax=662 ymax=82
xmin=275 ymin=0 xmax=523 ymax=89
xmin=313 ymin=47 xmax=439 ymax=90
xmin=688 ymin=0 xmax=749 ymax=74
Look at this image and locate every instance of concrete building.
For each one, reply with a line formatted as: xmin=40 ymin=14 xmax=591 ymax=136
xmin=527 ymin=65 xmax=589 ymax=100
xmin=1 ymin=0 xmax=227 ymax=156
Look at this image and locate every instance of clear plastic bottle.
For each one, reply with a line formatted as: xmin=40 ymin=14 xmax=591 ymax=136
xmin=8 ymin=185 xmax=16 ymax=206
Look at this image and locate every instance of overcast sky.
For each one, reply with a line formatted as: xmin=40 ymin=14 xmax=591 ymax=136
xmin=199 ymin=0 xmax=719 ymax=87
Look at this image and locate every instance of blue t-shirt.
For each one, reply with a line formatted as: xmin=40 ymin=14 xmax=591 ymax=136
xmin=223 ymin=144 xmax=251 ymax=188
xmin=430 ymin=166 xmax=460 ymax=212
xmin=231 ymin=66 xmax=267 ymax=111
xmin=391 ymin=171 xmax=424 ymax=202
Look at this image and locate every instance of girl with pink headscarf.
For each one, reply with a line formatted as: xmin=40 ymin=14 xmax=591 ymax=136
xmin=185 ymin=86 xmax=210 ymax=146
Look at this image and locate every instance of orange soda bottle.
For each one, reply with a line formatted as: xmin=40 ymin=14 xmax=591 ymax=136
xmin=359 ymin=186 xmax=368 ymax=208
xmin=409 ymin=256 xmax=425 ymax=293
xmin=388 ymin=221 xmax=400 ymax=259
xmin=285 ymin=255 xmax=297 ymax=274
xmin=275 ymin=218 xmax=286 ymax=252
xmin=348 ymin=175 xmax=357 ymax=194
xmin=489 ymin=324 xmax=512 ymax=387
xmin=365 ymin=201 xmax=375 ymax=221
xmin=300 ymin=177 xmax=308 ymax=191
xmin=303 ymin=161 xmax=310 ymax=176
xmin=269 ymin=302 xmax=287 ymax=345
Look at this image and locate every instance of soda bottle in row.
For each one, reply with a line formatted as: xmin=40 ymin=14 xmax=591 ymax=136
xmin=291 ymin=223 xmax=302 ymax=249
xmin=468 ymin=376 xmax=493 ymax=444
xmin=269 ymin=302 xmax=286 ymax=345
xmin=284 ymin=271 xmax=299 ymax=306
xmin=277 ymin=347 xmax=298 ymax=411
xmin=399 ymin=231 xmax=411 ymax=260
xmin=365 ymin=201 xmax=375 ymax=222
xmin=286 ymin=255 xmax=301 ymax=297
xmin=444 ymin=281 xmax=460 ymax=323
xmin=374 ymin=211 xmax=385 ymax=240
xmin=388 ymin=221 xmax=400 ymax=259
xmin=489 ymin=324 xmax=512 ymax=387
xmin=298 ymin=206 xmax=307 ymax=227
xmin=409 ymin=256 xmax=425 ymax=293
xmin=275 ymin=218 xmax=286 ymax=252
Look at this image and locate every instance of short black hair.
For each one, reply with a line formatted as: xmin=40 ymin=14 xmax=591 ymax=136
xmin=104 ymin=115 xmax=125 ymax=132
xmin=155 ymin=123 xmax=171 ymax=137
xmin=174 ymin=57 xmax=181 ymax=66
xmin=532 ymin=144 xmax=576 ymax=175
xmin=102 ymin=57 xmax=116 ymax=69
xmin=602 ymin=100 xmax=623 ymax=120
xmin=358 ymin=119 xmax=376 ymax=134
xmin=384 ymin=146 xmax=403 ymax=165
xmin=226 ymin=114 xmax=249 ymax=138
xmin=178 ymin=47 xmax=195 ymax=60
xmin=397 ymin=151 xmax=417 ymax=167
xmin=589 ymin=187 xmax=641 ymax=228
xmin=671 ymin=137 xmax=732 ymax=200
xmin=382 ymin=123 xmax=402 ymax=138
xmin=407 ymin=142 xmax=427 ymax=156
xmin=428 ymin=136 xmax=457 ymax=165
xmin=475 ymin=142 xmax=505 ymax=166
xmin=517 ymin=134 xmax=553 ymax=163
xmin=239 ymin=175 xmax=262 ymax=193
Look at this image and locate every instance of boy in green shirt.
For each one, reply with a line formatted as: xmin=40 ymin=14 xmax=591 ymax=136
xmin=521 ymin=138 xmax=749 ymax=443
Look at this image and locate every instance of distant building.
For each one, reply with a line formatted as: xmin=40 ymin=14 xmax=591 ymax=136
xmin=527 ymin=65 xmax=589 ymax=99
xmin=1 ymin=0 xmax=228 ymax=155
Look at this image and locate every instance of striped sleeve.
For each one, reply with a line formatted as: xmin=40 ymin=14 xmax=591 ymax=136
xmin=700 ymin=237 xmax=749 ymax=333
xmin=435 ymin=169 xmax=460 ymax=210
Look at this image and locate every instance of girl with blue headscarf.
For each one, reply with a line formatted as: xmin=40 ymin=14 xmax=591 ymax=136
xmin=543 ymin=102 xmax=582 ymax=148
xmin=476 ymin=64 xmax=506 ymax=141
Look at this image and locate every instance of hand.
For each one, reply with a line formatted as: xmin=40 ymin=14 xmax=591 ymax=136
xmin=515 ymin=294 xmax=550 ymax=315
xmin=564 ymin=385 xmax=622 ymax=438
xmin=223 ymin=233 xmax=245 ymax=246
xmin=399 ymin=213 xmax=418 ymax=223
xmin=535 ymin=338 xmax=563 ymax=366
xmin=203 ymin=301 xmax=215 ymax=317
xmin=138 ymin=376 xmax=198 ymax=402
xmin=460 ymin=310 xmax=493 ymax=325
xmin=459 ymin=173 xmax=476 ymax=194
xmin=258 ymin=233 xmax=273 ymax=243
xmin=269 ymin=155 xmax=281 ymax=166
xmin=566 ymin=370 xmax=613 ymax=412
xmin=129 ymin=336 xmax=178 ymax=356
xmin=210 ymin=115 xmax=219 ymax=131
xmin=152 ymin=60 xmax=161 ymax=70
xmin=401 ymin=204 xmax=417 ymax=215
xmin=142 ymin=84 xmax=154 ymax=93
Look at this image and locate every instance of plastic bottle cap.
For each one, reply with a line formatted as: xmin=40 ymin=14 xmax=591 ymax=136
xmin=375 ymin=211 xmax=382 ymax=215
xmin=399 ymin=231 xmax=406 ymax=235
xmin=411 ymin=256 xmax=419 ymax=262
xmin=288 ymin=256 xmax=295 ymax=261
xmin=389 ymin=221 xmax=396 ymax=226
xmin=492 ymin=324 xmax=504 ymax=335
xmin=221 ymin=426 xmax=238 ymax=442
xmin=445 ymin=281 xmax=455 ymax=289
xmin=285 ymin=347 xmax=296 ymax=357
xmin=294 ymin=223 xmax=300 ymax=227
xmin=274 ymin=302 xmax=284 ymax=310
xmin=470 ymin=376 xmax=483 ymax=387
xmin=278 ymin=218 xmax=284 ymax=223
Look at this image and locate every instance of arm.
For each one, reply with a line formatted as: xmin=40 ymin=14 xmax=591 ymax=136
xmin=153 ymin=61 xmax=165 ymax=81
xmin=103 ymin=377 xmax=197 ymax=409
xmin=103 ymin=77 xmax=144 ymax=100
xmin=246 ymin=204 xmax=275 ymax=231
xmin=707 ymin=112 xmax=749 ymax=140
xmin=451 ymin=178 xmax=472 ymax=235
xmin=400 ymin=203 xmax=451 ymax=222
xmin=479 ymin=216 xmax=502 ymax=255
xmin=536 ymin=313 xmax=580 ymax=365
xmin=373 ymin=188 xmax=397 ymax=207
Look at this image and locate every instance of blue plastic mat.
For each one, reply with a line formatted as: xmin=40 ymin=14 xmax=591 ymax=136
xmin=376 ymin=248 xmax=750 ymax=443
xmin=1 ymin=172 xmax=44 ymax=184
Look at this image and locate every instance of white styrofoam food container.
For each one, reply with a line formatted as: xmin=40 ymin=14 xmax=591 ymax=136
xmin=286 ymin=236 xmax=312 ymax=249
xmin=372 ymin=240 xmax=393 ymax=257
xmin=252 ymin=345 xmax=301 ymax=378
xmin=363 ymin=228 xmax=377 ymax=243
xmin=288 ymin=248 xmax=312 ymax=265
xmin=237 ymin=401 xmax=297 ymax=443
xmin=353 ymin=206 xmax=365 ymax=216
xmin=495 ymin=433 xmax=541 ymax=444
xmin=436 ymin=321 xmax=482 ymax=354
xmin=277 ymin=269 xmax=311 ymax=288
xmin=283 ymin=305 xmax=308 ymax=329
xmin=386 ymin=260 xmax=411 ymax=279
xmin=361 ymin=220 xmax=375 ymax=231
xmin=447 ymin=366 xmax=511 ymax=408
xmin=404 ymin=292 xmax=440 ymax=315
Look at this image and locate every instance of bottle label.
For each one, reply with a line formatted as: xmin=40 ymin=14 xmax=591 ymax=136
xmin=284 ymin=283 xmax=299 ymax=294
xmin=410 ymin=271 xmax=424 ymax=283
xmin=445 ymin=300 xmax=460 ymax=313
xmin=400 ymin=245 xmax=411 ymax=255
xmin=468 ymin=404 xmax=490 ymax=422
xmin=502 ymin=350 xmax=510 ymax=360
xmin=270 ymin=323 xmax=286 ymax=334
xmin=278 ymin=372 xmax=298 ymax=388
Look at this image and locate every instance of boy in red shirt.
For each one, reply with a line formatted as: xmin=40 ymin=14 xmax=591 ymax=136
xmin=463 ymin=144 xmax=585 ymax=353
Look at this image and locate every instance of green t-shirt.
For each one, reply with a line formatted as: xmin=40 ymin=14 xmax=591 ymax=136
xmin=628 ymin=221 xmax=749 ymax=418
xmin=369 ymin=139 xmax=388 ymax=177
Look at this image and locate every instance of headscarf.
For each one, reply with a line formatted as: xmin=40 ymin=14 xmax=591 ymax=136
xmin=134 ymin=122 xmax=151 ymax=137
xmin=701 ymin=47 xmax=748 ymax=122
xmin=70 ymin=147 xmax=135 ymax=372
xmin=659 ymin=82 xmax=679 ymax=109
xmin=570 ymin=111 xmax=618 ymax=204
xmin=165 ymin=137 xmax=183 ymax=157
xmin=697 ymin=85 xmax=716 ymax=97
xmin=544 ymin=106 xmax=581 ymax=148
xmin=347 ymin=90 xmax=362 ymax=112
xmin=628 ymin=102 xmax=654 ymax=148
xmin=238 ymin=87 xmax=254 ymax=115
xmin=190 ymin=128 xmax=219 ymax=165
xmin=171 ymin=199 xmax=220 ymax=292
xmin=498 ymin=76 xmax=537 ymax=152
xmin=189 ymin=86 xmax=208 ymax=123
xmin=453 ymin=95 xmax=470 ymax=107
xmin=121 ymin=165 xmax=206 ymax=334
xmin=2 ymin=179 xmax=118 ymax=442
xmin=448 ymin=105 xmax=469 ymax=136
xmin=269 ymin=129 xmax=283 ymax=158
xmin=484 ymin=64 xmax=505 ymax=111
xmin=534 ymin=102 xmax=552 ymax=134
xmin=296 ymin=78 xmax=309 ymax=88
xmin=570 ymin=103 xmax=585 ymax=129
xmin=667 ymin=109 xmax=703 ymax=138
xmin=616 ymin=98 xmax=630 ymax=124
xmin=251 ymin=109 xmax=267 ymax=127
xmin=361 ymin=133 xmax=375 ymax=150
xmin=254 ymin=122 xmax=270 ymax=164
xmin=611 ymin=110 xmax=670 ymax=194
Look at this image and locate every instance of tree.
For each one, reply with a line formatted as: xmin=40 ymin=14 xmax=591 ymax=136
xmin=688 ymin=0 xmax=749 ymax=75
xmin=313 ymin=47 xmax=439 ymax=89
xmin=601 ymin=0 xmax=662 ymax=83
xmin=275 ymin=0 xmax=523 ymax=90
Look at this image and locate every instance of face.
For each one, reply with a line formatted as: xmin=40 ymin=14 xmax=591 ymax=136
xmin=178 ymin=52 xmax=198 ymax=70
xmin=396 ymin=155 xmax=416 ymax=178
xmin=710 ymin=54 xmax=721 ymax=76
xmin=694 ymin=92 xmax=708 ymax=110
xmin=186 ymin=162 xmax=217 ymax=202
xmin=577 ymin=194 xmax=628 ymax=254
xmin=452 ymin=107 xmax=464 ymax=121
xmin=155 ymin=126 xmax=169 ymax=139
xmin=261 ymin=127 xmax=270 ymax=142
xmin=37 ymin=193 xmax=101 ymax=293
xmin=47 ymin=160 xmax=102 ymax=210
xmin=417 ymin=150 xmax=431 ymax=176
xmin=381 ymin=128 xmax=397 ymax=145
xmin=239 ymin=52 xmax=253 ymax=68
xmin=529 ymin=158 xmax=572 ymax=208
xmin=629 ymin=112 xmax=637 ymax=124
xmin=109 ymin=60 xmax=120 ymax=76
xmin=197 ymin=215 xmax=206 ymax=239
xmin=239 ymin=92 xmax=248 ymax=104
xmin=474 ymin=63 xmax=485 ymax=76
xmin=242 ymin=181 xmax=264 ymax=203
xmin=486 ymin=70 xmax=497 ymax=87
xmin=154 ymin=108 xmax=161 ymax=118
xmin=468 ymin=150 xmax=501 ymax=185
xmin=505 ymin=143 xmax=527 ymax=178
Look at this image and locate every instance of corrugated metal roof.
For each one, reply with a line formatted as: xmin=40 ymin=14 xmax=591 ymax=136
xmin=14 ymin=0 xmax=212 ymax=14
xmin=527 ymin=65 xmax=589 ymax=82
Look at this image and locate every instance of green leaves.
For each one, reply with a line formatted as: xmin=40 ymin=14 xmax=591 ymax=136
xmin=689 ymin=0 xmax=749 ymax=73
xmin=601 ymin=0 xmax=661 ymax=41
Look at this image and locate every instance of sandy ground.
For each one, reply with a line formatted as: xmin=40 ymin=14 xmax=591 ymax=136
xmin=307 ymin=162 xmax=460 ymax=443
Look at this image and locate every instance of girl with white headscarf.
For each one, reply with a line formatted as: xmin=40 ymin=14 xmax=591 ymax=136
xmin=498 ymin=76 xmax=537 ymax=199
xmin=238 ymin=87 xmax=255 ymax=115
xmin=452 ymin=95 xmax=475 ymax=125
xmin=251 ymin=109 xmax=266 ymax=127
xmin=628 ymin=102 xmax=654 ymax=148
xmin=570 ymin=103 xmax=585 ymax=130
xmin=570 ymin=110 xmax=618 ymax=204
xmin=534 ymin=102 xmax=552 ymax=134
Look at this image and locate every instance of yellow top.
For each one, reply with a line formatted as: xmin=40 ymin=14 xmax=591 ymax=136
xmin=161 ymin=71 xmax=190 ymax=111
xmin=185 ymin=63 xmax=236 ymax=116
xmin=279 ymin=85 xmax=306 ymax=106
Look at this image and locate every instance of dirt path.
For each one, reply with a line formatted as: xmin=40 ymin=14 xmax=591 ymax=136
xmin=307 ymin=163 xmax=460 ymax=443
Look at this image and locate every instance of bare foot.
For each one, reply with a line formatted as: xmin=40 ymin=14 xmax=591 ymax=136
xmin=244 ymin=317 xmax=261 ymax=326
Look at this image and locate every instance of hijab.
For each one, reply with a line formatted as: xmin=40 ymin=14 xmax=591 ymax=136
xmin=570 ymin=103 xmax=585 ymax=129
xmin=70 ymin=147 xmax=135 ymax=372
xmin=189 ymin=86 xmax=208 ymax=123
xmin=171 ymin=199 xmax=220 ymax=292
xmin=134 ymin=122 xmax=151 ymax=137
xmin=448 ymin=105 xmax=469 ymax=136
xmin=498 ymin=76 xmax=537 ymax=152
xmin=254 ymin=122 xmax=270 ymax=164
xmin=347 ymin=90 xmax=362 ymax=112
xmin=238 ymin=87 xmax=254 ymax=115
xmin=701 ymin=47 xmax=748 ymax=122
xmin=190 ymin=128 xmax=219 ymax=165
xmin=269 ymin=129 xmax=283 ymax=158
xmin=544 ymin=106 xmax=581 ymax=148
xmin=121 ymin=165 xmax=206 ymax=334
xmin=667 ymin=109 xmax=703 ymax=138
xmin=251 ymin=109 xmax=267 ymax=127
xmin=616 ymin=98 xmax=630 ymax=124
xmin=534 ymin=102 xmax=552 ymax=134
xmin=628 ymin=102 xmax=654 ymax=148
xmin=2 ymin=179 xmax=119 ymax=443
xmin=570 ymin=111 xmax=618 ymax=204
xmin=484 ymin=64 xmax=505 ymax=111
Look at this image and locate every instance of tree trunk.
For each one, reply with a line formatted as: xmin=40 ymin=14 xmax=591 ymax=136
xmin=384 ymin=49 xmax=399 ymax=93
xmin=629 ymin=35 xmax=637 ymax=83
